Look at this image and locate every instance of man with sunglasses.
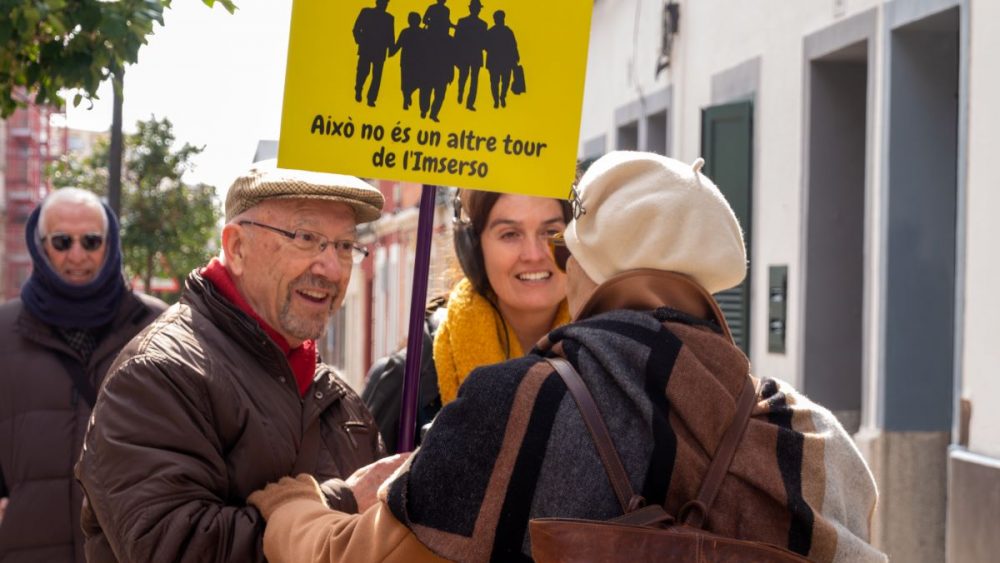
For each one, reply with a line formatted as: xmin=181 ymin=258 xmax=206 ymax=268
xmin=0 ymin=187 xmax=167 ymax=562
xmin=75 ymin=161 xmax=387 ymax=562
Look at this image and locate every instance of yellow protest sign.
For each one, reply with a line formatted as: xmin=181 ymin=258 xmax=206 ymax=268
xmin=278 ymin=0 xmax=592 ymax=198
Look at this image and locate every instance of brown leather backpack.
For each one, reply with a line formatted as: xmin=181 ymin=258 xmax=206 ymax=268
xmin=529 ymin=357 xmax=810 ymax=562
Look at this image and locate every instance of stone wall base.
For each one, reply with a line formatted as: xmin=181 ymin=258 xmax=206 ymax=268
xmin=854 ymin=428 xmax=950 ymax=562
xmin=946 ymin=447 xmax=1000 ymax=563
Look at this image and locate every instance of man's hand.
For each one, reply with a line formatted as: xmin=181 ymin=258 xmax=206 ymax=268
xmin=345 ymin=452 xmax=411 ymax=511
xmin=0 ymin=497 xmax=7 ymax=525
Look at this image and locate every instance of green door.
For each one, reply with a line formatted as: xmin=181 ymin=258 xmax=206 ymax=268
xmin=701 ymin=101 xmax=753 ymax=353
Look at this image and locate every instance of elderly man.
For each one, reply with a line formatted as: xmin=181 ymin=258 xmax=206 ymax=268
xmin=75 ymin=162 xmax=386 ymax=562
xmin=248 ymin=152 xmax=887 ymax=563
xmin=0 ymin=188 xmax=166 ymax=562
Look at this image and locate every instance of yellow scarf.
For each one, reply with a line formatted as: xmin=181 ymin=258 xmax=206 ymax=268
xmin=434 ymin=277 xmax=570 ymax=404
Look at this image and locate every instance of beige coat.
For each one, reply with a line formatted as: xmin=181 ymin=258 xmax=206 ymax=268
xmin=250 ymin=474 xmax=444 ymax=563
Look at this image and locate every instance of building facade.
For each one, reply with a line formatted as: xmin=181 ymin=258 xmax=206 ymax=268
xmin=579 ymin=0 xmax=997 ymax=560
xmin=2 ymin=101 xmax=65 ymax=301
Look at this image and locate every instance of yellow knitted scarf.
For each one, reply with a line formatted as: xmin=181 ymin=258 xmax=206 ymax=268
xmin=434 ymin=277 xmax=570 ymax=404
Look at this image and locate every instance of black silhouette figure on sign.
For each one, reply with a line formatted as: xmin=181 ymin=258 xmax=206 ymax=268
xmin=389 ymin=12 xmax=426 ymax=110
xmin=485 ymin=10 xmax=519 ymax=109
xmin=418 ymin=17 xmax=454 ymax=122
xmin=454 ymin=0 xmax=487 ymax=111
xmin=423 ymin=0 xmax=452 ymax=35
xmin=347 ymin=0 xmax=527 ymax=122
xmin=353 ymin=0 xmax=395 ymax=107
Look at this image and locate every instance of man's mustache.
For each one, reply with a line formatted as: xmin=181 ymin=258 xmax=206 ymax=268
xmin=290 ymin=274 xmax=340 ymax=298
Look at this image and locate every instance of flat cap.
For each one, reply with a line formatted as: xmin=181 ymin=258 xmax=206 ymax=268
xmin=225 ymin=160 xmax=384 ymax=223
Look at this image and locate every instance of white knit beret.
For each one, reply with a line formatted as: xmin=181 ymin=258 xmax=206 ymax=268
xmin=226 ymin=159 xmax=384 ymax=223
xmin=564 ymin=151 xmax=747 ymax=294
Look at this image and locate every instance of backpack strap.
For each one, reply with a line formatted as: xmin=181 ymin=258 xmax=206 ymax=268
xmin=54 ymin=351 xmax=97 ymax=408
xmin=545 ymin=357 xmax=644 ymax=513
xmin=546 ymin=356 xmax=761 ymax=531
xmin=679 ymin=376 xmax=759 ymax=529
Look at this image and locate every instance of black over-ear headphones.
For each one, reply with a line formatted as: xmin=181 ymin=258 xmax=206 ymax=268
xmin=452 ymin=192 xmax=491 ymax=295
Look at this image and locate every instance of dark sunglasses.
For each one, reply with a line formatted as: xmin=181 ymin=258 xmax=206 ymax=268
xmin=44 ymin=232 xmax=105 ymax=252
xmin=548 ymin=231 xmax=571 ymax=273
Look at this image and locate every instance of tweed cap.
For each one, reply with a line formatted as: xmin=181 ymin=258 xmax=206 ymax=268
xmin=564 ymin=151 xmax=747 ymax=294
xmin=225 ymin=160 xmax=384 ymax=223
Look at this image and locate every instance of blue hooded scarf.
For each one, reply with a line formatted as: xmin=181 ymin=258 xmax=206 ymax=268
xmin=20 ymin=202 xmax=128 ymax=329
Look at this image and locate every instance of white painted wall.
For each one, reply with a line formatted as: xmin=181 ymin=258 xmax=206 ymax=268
xmin=340 ymin=267 xmax=368 ymax=392
xmin=961 ymin=0 xmax=1000 ymax=459
xmin=578 ymin=0 xmax=669 ymax=152
xmin=373 ymin=246 xmax=389 ymax=360
xmin=579 ymin=0 xmax=884 ymax=392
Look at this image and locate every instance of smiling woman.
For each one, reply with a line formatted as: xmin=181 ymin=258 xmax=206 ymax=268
xmin=474 ymin=193 xmax=569 ymax=354
xmin=362 ymin=188 xmax=573 ymax=453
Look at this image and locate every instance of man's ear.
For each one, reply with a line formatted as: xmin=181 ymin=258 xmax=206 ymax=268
xmin=221 ymin=223 xmax=248 ymax=276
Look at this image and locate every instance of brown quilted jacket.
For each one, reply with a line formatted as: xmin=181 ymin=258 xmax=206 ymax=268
xmin=0 ymin=292 xmax=166 ymax=563
xmin=75 ymin=270 xmax=383 ymax=562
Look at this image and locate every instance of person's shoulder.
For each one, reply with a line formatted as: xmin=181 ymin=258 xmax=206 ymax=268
xmin=119 ymin=291 xmax=169 ymax=324
xmin=133 ymin=291 xmax=169 ymax=313
xmin=457 ymin=354 xmax=545 ymax=400
xmin=112 ymin=301 xmax=202 ymax=372
xmin=0 ymin=298 xmax=24 ymax=325
xmin=555 ymin=308 xmax=661 ymax=339
xmin=0 ymin=299 xmax=27 ymax=354
xmin=101 ymin=304 xmax=212 ymax=402
xmin=362 ymin=354 xmax=395 ymax=404
xmin=365 ymin=348 xmax=406 ymax=384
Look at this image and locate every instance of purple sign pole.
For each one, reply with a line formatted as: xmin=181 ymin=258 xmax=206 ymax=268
xmin=396 ymin=184 xmax=438 ymax=452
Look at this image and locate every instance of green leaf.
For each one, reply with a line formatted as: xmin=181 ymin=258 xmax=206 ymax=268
xmin=203 ymin=0 xmax=239 ymax=15
xmin=0 ymin=18 xmax=14 ymax=44
xmin=0 ymin=0 xmax=237 ymax=133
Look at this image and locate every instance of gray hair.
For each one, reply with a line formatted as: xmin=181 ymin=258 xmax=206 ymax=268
xmin=38 ymin=187 xmax=108 ymax=237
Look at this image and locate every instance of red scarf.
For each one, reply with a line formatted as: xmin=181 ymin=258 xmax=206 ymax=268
xmin=201 ymin=258 xmax=317 ymax=397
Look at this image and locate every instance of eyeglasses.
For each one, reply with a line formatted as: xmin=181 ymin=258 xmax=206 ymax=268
xmin=43 ymin=232 xmax=105 ymax=252
xmin=568 ymin=184 xmax=586 ymax=220
xmin=547 ymin=231 xmax=571 ymax=273
xmin=239 ymin=220 xmax=369 ymax=264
